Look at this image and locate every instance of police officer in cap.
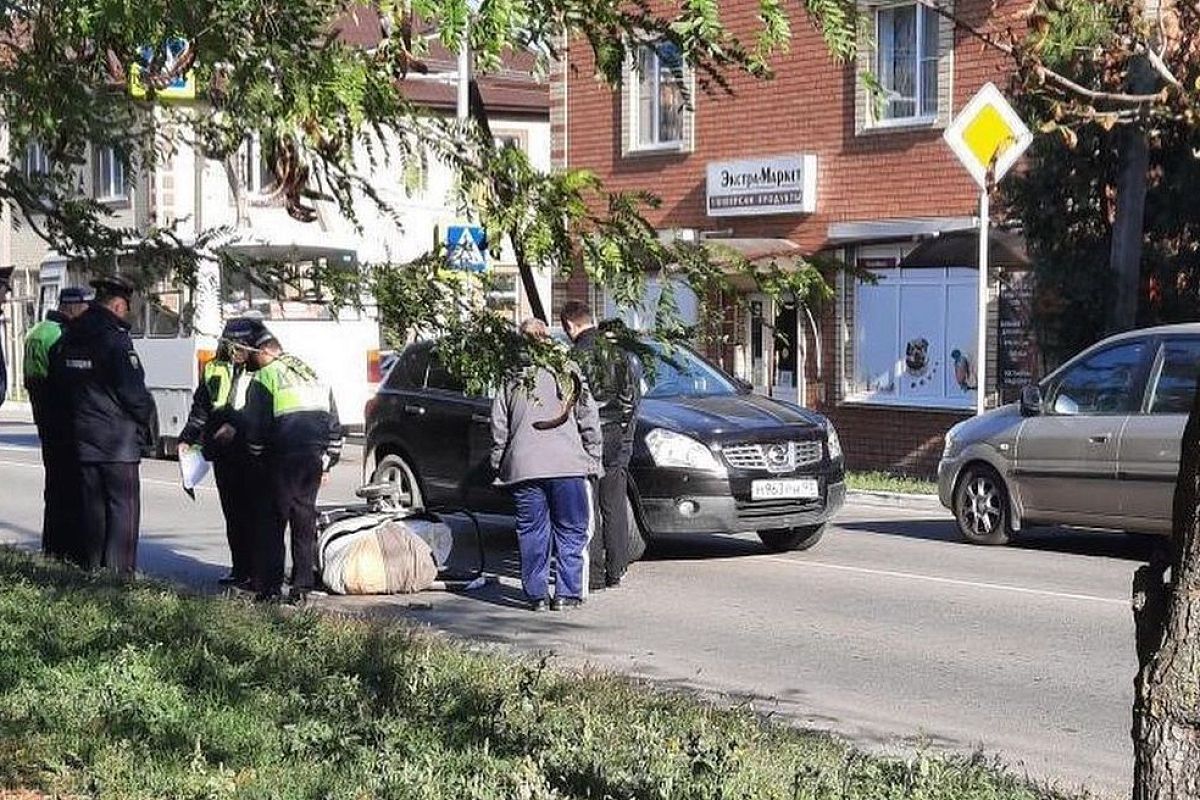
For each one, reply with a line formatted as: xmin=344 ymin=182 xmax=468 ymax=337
xmin=178 ymin=317 xmax=266 ymax=589
xmin=243 ymin=332 xmax=342 ymax=602
xmin=24 ymin=286 xmax=92 ymax=558
xmin=50 ymin=274 xmax=156 ymax=574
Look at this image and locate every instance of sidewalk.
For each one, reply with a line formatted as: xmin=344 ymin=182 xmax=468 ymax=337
xmin=846 ymin=487 xmax=944 ymax=512
xmin=0 ymin=403 xmax=33 ymax=423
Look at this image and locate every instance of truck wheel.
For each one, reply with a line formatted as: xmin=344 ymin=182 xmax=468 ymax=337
xmin=758 ymin=524 xmax=825 ymax=552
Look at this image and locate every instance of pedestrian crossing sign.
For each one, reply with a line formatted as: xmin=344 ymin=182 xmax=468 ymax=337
xmin=943 ymin=83 xmax=1032 ymax=189
xmin=446 ymin=225 xmax=488 ymax=272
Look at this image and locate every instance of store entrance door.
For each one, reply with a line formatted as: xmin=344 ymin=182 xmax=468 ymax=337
xmin=746 ymin=295 xmax=801 ymax=404
xmin=772 ymin=302 xmax=798 ymax=402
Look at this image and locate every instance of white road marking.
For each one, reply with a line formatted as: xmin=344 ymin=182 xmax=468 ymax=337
xmin=0 ymin=458 xmax=217 ymax=493
xmin=763 ymin=556 xmax=1128 ymax=606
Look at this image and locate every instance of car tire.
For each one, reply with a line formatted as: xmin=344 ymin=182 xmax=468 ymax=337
xmin=626 ymin=495 xmax=647 ymax=563
xmin=954 ymin=463 xmax=1013 ymax=545
xmin=758 ymin=524 xmax=825 ymax=552
xmin=371 ymin=453 xmax=424 ymax=511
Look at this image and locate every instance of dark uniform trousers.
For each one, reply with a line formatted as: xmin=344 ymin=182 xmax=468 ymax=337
xmin=213 ymin=452 xmax=262 ymax=581
xmin=257 ymin=452 xmax=323 ymax=594
xmin=79 ymin=462 xmax=141 ymax=575
xmin=30 ymin=390 xmax=81 ymax=561
xmin=589 ymin=428 xmax=633 ymax=589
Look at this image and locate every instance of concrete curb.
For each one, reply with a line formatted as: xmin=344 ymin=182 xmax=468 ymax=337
xmin=846 ymin=489 xmax=945 ymax=512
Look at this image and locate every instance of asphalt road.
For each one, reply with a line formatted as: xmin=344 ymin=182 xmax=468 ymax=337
xmin=0 ymin=410 xmax=1149 ymax=798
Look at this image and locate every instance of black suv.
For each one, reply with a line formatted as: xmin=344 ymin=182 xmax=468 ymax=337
xmin=364 ymin=340 xmax=846 ymax=552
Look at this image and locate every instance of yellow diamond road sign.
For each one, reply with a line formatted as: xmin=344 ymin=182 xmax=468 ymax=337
xmin=944 ymin=82 xmax=1032 ymax=189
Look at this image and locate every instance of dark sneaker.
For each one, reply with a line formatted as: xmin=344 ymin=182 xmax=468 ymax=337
xmin=529 ymin=598 xmax=550 ymax=612
xmin=254 ymin=590 xmax=283 ymax=604
xmin=550 ymin=597 xmax=584 ymax=611
xmin=217 ymin=574 xmax=244 ymax=586
xmin=605 ymin=574 xmax=623 ymax=588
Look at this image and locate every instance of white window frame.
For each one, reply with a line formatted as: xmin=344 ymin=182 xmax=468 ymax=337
xmin=94 ymin=145 xmax=127 ymax=202
xmin=871 ymin=0 xmax=941 ymax=127
xmin=847 ymin=265 xmax=979 ymax=410
xmin=493 ymin=129 xmax=528 ymax=153
xmin=22 ymin=141 xmax=50 ymax=178
xmin=628 ymin=41 xmax=688 ymax=153
xmin=240 ymin=134 xmax=276 ymax=197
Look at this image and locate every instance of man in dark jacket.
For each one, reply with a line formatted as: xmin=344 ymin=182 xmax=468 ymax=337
xmin=50 ymin=275 xmax=156 ymax=575
xmin=178 ymin=317 xmax=266 ymax=588
xmin=24 ymin=286 xmax=92 ymax=558
xmin=242 ymin=333 xmax=342 ymax=603
xmin=561 ymin=301 xmax=643 ymax=589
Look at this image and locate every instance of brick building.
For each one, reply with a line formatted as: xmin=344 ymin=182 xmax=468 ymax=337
xmin=553 ymin=0 xmax=1028 ymax=476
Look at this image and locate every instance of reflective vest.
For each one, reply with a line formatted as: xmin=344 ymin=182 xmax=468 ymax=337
xmin=23 ymin=319 xmax=64 ymax=381
xmin=254 ymin=354 xmax=328 ymax=417
xmin=203 ymin=360 xmax=234 ymax=409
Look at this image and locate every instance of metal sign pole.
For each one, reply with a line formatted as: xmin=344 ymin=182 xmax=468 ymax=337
xmin=976 ymin=188 xmax=989 ymax=416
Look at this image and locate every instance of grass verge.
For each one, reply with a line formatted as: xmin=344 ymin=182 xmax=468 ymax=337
xmin=847 ymin=470 xmax=939 ymax=496
xmin=0 ymin=547 xmax=1077 ymax=800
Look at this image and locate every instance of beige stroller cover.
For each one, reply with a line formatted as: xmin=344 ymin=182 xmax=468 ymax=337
xmin=319 ymin=513 xmax=452 ymax=595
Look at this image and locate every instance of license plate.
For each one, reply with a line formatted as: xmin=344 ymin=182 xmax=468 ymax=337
xmin=751 ymin=478 xmax=820 ymax=501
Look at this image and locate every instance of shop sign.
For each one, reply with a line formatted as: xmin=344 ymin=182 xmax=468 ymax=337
xmin=997 ymin=269 xmax=1042 ymax=403
xmin=706 ymin=154 xmax=817 ymax=217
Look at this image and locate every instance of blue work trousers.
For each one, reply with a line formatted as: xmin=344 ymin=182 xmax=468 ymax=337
xmin=511 ymin=477 xmax=592 ymax=601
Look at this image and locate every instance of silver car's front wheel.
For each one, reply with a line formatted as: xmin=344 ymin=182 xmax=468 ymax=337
xmin=954 ymin=464 xmax=1012 ymax=545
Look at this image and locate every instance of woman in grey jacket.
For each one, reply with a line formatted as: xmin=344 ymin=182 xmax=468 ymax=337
xmin=491 ymin=319 xmax=603 ymax=611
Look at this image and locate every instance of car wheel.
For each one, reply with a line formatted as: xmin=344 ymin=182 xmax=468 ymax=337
xmin=626 ymin=495 xmax=647 ymax=563
xmin=758 ymin=524 xmax=825 ymax=552
xmin=371 ymin=453 xmax=423 ymax=511
xmin=954 ymin=463 xmax=1012 ymax=545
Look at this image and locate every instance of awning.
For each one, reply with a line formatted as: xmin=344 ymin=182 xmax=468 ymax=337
xmin=704 ymin=237 xmax=803 ymax=263
xmin=702 ymin=237 xmax=804 ymax=292
xmin=898 ymin=228 xmax=1028 ymax=269
xmin=222 ymin=228 xmax=360 ymax=267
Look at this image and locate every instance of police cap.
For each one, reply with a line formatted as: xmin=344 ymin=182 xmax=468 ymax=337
xmin=89 ymin=274 xmax=137 ymax=301
xmin=58 ymin=286 xmax=94 ymax=304
xmin=220 ymin=317 xmax=268 ymax=347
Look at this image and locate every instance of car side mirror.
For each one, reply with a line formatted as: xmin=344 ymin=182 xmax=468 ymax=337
xmin=1019 ymin=384 xmax=1043 ymax=417
xmin=733 ymin=377 xmax=754 ymax=395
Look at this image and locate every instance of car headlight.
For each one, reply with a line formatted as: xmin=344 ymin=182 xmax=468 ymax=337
xmin=645 ymin=428 xmax=726 ymax=475
xmin=825 ymin=422 xmax=843 ymax=462
xmin=942 ymin=426 xmax=958 ymax=459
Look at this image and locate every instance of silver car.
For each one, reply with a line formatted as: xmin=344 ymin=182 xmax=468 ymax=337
xmin=938 ymin=324 xmax=1200 ymax=544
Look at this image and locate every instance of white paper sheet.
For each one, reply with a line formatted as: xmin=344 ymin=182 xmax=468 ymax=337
xmin=179 ymin=446 xmax=211 ymax=498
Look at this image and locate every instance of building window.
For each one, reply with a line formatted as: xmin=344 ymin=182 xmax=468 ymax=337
xmin=629 ymin=41 xmax=688 ymax=150
xmin=94 ymin=146 xmax=127 ymax=201
xmin=240 ymin=135 xmax=276 ymax=196
xmin=493 ymin=130 xmax=528 ymax=153
xmin=876 ymin=2 xmax=939 ymax=122
xmin=22 ymin=141 xmax=50 ymax=178
xmin=856 ymin=0 xmax=951 ymax=132
xmin=849 ymin=266 xmax=978 ymax=409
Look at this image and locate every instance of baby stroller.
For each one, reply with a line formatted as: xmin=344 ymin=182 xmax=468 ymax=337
xmin=316 ymin=481 xmax=491 ymax=595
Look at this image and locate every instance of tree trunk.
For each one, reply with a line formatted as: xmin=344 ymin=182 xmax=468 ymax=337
xmin=1132 ymin=383 xmax=1200 ymax=799
xmin=466 ymin=78 xmax=549 ymax=323
xmin=1106 ymin=56 xmax=1154 ymax=334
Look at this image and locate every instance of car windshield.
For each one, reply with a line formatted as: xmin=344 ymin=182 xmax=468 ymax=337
xmin=643 ymin=344 xmax=739 ymax=398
